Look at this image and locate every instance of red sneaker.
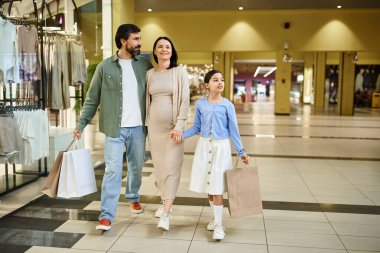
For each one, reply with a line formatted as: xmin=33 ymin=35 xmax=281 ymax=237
xmin=96 ymin=218 xmax=111 ymax=231
xmin=130 ymin=202 xmax=143 ymax=214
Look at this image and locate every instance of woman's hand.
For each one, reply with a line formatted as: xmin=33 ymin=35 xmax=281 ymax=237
xmin=170 ymin=130 xmax=183 ymax=144
xmin=241 ymin=154 xmax=249 ymax=165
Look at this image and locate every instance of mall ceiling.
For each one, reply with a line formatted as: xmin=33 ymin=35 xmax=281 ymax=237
xmin=135 ymin=0 xmax=380 ymax=12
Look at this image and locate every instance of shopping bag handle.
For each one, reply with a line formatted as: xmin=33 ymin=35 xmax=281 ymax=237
xmin=234 ymin=153 xmax=256 ymax=169
xmin=72 ymin=139 xmax=83 ymax=150
xmin=65 ymin=139 xmax=77 ymax=151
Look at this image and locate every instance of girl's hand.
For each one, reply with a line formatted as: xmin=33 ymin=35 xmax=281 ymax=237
xmin=170 ymin=130 xmax=183 ymax=144
xmin=241 ymin=154 xmax=249 ymax=165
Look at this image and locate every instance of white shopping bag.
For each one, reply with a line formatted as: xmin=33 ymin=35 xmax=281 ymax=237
xmin=57 ymin=140 xmax=97 ymax=198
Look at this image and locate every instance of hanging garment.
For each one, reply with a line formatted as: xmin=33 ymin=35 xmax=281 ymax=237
xmin=69 ymin=41 xmax=87 ymax=85
xmin=0 ymin=17 xmax=20 ymax=84
xmin=11 ymin=109 xmax=50 ymax=165
xmin=355 ymin=72 xmax=364 ymax=91
xmin=51 ymin=38 xmax=70 ymax=109
xmin=17 ymin=25 xmax=40 ymax=81
xmin=0 ymin=116 xmax=23 ymax=155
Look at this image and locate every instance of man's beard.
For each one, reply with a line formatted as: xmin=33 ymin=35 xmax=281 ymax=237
xmin=126 ymin=45 xmax=141 ymax=56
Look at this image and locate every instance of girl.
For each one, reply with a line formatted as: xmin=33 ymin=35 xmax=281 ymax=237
xmin=184 ymin=69 xmax=249 ymax=240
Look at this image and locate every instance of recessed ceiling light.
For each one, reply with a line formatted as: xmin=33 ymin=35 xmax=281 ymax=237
xmin=337 ymin=5 xmax=342 ymax=8
xmin=264 ymin=67 xmax=277 ymax=77
xmin=238 ymin=7 xmax=244 ymax=11
xmin=254 ymin=66 xmax=261 ymax=77
xmin=147 ymin=8 xmax=152 ymax=12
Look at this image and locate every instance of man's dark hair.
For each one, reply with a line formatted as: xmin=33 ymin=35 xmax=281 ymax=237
xmin=152 ymin=36 xmax=178 ymax=69
xmin=115 ymin=24 xmax=141 ymax=49
xmin=204 ymin=69 xmax=222 ymax=84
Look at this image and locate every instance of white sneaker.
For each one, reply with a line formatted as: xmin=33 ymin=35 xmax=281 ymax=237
xmin=157 ymin=212 xmax=170 ymax=231
xmin=155 ymin=204 xmax=164 ymax=218
xmin=213 ymin=224 xmax=225 ymax=240
xmin=207 ymin=218 xmax=215 ymax=231
xmin=155 ymin=202 xmax=172 ymax=218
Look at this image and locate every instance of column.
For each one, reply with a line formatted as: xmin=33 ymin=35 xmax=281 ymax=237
xmin=314 ymin=52 xmax=326 ymax=109
xmin=224 ymin=52 xmax=233 ymax=101
xmin=303 ymin=53 xmax=314 ymax=104
xmin=102 ymin=0 xmax=112 ymax=59
xmin=338 ymin=52 xmax=356 ymax=116
xmin=64 ymin=0 xmax=74 ymax=33
xmin=275 ymin=51 xmax=291 ymax=115
xmin=212 ymin=52 xmax=233 ymax=101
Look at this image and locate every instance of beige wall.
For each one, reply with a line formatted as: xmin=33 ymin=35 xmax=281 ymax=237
xmin=135 ymin=9 xmax=380 ymax=53
xmin=112 ymin=0 xmax=135 ymax=53
xmin=177 ymin=52 xmax=212 ymax=64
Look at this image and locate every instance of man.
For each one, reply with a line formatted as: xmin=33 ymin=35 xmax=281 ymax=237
xmin=73 ymin=24 xmax=153 ymax=231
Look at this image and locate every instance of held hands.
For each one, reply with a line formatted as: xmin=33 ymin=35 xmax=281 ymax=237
xmin=73 ymin=129 xmax=82 ymax=139
xmin=241 ymin=154 xmax=249 ymax=165
xmin=170 ymin=130 xmax=183 ymax=144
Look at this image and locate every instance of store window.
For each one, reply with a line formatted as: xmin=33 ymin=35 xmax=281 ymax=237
xmin=182 ymin=64 xmax=213 ymax=104
xmin=234 ymin=63 xmax=275 ymax=104
xmin=354 ymin=65 xmax=380 ymax=108
xmin=75 ymin=0 xmax=102 ymax=64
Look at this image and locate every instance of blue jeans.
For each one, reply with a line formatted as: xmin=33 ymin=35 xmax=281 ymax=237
xmin=99 ymin=126 xmax=145 ymax=222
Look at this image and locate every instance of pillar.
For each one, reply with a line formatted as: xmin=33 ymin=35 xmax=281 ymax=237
xmin=303 ymin=53 xmax=314 ymax=104
xmin=64 ymin=0 xmax=74 ymax=33
xmin=314 ymin=52 xmax=326 ymax=109
xmin=213 ymin=52 xmax=233 ymax=101
xmin=102 ymin=0 xmax=112 ymax=59
xmin=338 ymin=52 xmax=356 ymax=115
xmin=275 ymin=50 xmax=291 ymax=115
xmin=224 ymin=52 xmax=233 ymax=101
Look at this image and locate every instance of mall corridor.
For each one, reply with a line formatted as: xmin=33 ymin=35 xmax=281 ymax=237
xmin=0 ymin=103 xmax=380 ymax=253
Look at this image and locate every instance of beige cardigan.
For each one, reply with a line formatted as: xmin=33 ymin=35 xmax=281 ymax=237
xmin=145 ymin=66 xmax=190 ymax=131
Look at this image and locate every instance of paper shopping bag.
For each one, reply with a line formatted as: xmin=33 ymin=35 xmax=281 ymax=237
xmin=41 ymin=151 xmax=64 ymax=197
xmin=226 ymin=165 xmax=263 ymax=218
xmin=57 ymin=146 xmax=97 ymax=198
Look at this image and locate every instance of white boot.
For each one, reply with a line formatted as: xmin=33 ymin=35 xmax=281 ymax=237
xmin=212 ymin=205 xmax=225 ymax=240
xmin=157 ymin=212 xmax=171 ymax=231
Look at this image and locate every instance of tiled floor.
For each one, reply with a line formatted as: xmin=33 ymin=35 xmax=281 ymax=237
xmin=1 ymin=103 xmax=380 ymax=253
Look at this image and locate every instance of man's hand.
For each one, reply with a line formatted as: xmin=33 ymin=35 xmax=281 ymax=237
xmin=73 ymin=129 xmax=82 ymax=139
xmin=170 ymin=130 xmax=183 ymax=144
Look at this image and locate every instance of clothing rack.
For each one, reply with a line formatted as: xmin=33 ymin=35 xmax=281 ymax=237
xmin=43 ymin=28 xmax=85 ymax=127
xmin=43 ymin=29 xmax=82 ymax=42
xmin=0 ymin=9 xmax=48 ymax=197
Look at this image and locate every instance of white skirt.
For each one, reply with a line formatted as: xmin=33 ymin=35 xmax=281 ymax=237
xmin=189 ymin=137 xmax=232 ymax=194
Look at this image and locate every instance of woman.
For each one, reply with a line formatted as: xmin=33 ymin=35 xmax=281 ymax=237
xmin=146 ymin=36 xmax=190 ymax=231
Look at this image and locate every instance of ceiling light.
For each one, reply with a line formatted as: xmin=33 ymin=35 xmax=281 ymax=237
xmin=238 ymin=7 xmax=244 ymax=11
xmin=147 ymin=8 xmax=152 ymax=12
xmin=337 ymin=5 xmax=342 ymax=8
xmin=264 ymin=67 xmax=277 ymax=77
xmin=254 ymin=66 xmax=261 ymax=77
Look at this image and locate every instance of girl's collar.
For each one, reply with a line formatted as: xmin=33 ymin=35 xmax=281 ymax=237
xmin=206 ymin=95 xmax=224 ymax=105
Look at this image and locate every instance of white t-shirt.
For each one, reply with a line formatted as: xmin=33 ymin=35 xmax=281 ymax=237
xmin=119 ymin=59 xmax=142 ymax=127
